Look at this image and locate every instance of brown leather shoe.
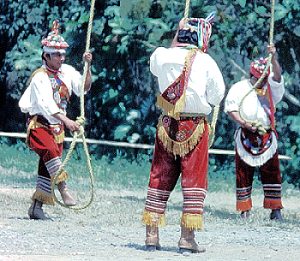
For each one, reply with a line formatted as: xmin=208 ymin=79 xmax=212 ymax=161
xmin=178 ymin=226 xmax=205 ymax=253
xmin=57 ymin=182 xmax=77 ymax=206
xmin=145 ymin=225 xmax=161 ymax=251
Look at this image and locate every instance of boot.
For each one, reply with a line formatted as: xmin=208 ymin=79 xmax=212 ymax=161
xmin=270 ymin=209 xmax=283 ymax=221
xmin=240 ymin=210 xmax=251 ymax=219
xmin=145 ymin=225 xmax=161 ymax=251
xmin=178 ymin=226 xmax=205 ymax=253
xmin=57 ymin=182 xmax=77 ymax=206
xmin=28 ymin=200 xmax=47 ymax=220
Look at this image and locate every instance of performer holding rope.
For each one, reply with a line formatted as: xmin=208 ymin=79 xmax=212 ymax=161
xmin=142 ymin=12 xmax=225 ymax=253
xmin=224 ymin=44 xmax=284 ymax=220
xmin=19 ymin=20 xmax=93 ymax=220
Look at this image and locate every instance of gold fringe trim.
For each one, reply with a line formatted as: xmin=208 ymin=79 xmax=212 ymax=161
xmin=26 ymin=115 xmax=65 ymax=144
xmin=181 ymin=213 xmax=203 ymax=231
xmin=156 ymin=91 xmax=186 ymax=120
xmin=52 ymin=170 xmax=68 ymax=185
xmin=32 ymin=190 xmax=55 ymax=206
xmin=54 ymin=131 xmax=65 ymax=144
xmin=142 ymin=210 xmax=166 ymax=227
xmin=26 ymin=116 xmax=45 ymax=144
xmin=157 ymin=118 xmax=205 ymax=157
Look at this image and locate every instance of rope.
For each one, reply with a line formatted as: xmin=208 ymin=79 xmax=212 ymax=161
xmin=238 ymin=0 xmax=276 ymax=131
xmin=51 ymin=0 xmax=96 ymax=210
xmin=208 ymin=105 xmax=220 ymax=148
xmin=184 ymin=0 xmax=191 ymax=20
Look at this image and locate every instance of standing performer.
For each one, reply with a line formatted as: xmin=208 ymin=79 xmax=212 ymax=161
xmin=224 ymin=45 xmax=284 ymax=220
xmin=142 ymin=14 xmax=225 ymax=253
xmin=19 ymin=20 xmax=93 ymax=220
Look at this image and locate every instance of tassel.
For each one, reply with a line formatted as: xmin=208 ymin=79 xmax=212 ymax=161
xmin=142 ymin=210 xmax=166 ymax=227
xmin=32 ymin=190 xmax=55 ymax=206
xmin=53 ymin=170 xmax=68 ymax=185
xmin=181 ymin=213 xmax=203 ymax=231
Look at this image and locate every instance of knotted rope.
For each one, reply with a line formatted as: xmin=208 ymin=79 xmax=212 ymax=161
xmin=52 ymin=0 xmax=96 ymax=210
xmin=238 ymin=0 xmax=276 ymax=133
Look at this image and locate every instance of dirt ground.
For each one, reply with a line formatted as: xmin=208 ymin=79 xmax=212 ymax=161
xmin=1 ymin=185 xmax=300 ymax=261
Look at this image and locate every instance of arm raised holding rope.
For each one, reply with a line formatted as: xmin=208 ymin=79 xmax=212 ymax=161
xmin=224 ymin=42 xmax=285 ymax=221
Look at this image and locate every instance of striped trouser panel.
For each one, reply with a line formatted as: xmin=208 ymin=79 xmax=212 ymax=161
xmin=263 ymin=184 xmax=283 ymax=209
xmin=236 ymin=186 xmax=252 ymax=211
xmin=142 ymin=188 xmax=171 ymax=227
xmin=182 ymin=187 xmax=206 ymax=214
xmin=44 ymin=156 xmax=62 ymax=177
xmin=145 ymin=187 xmax=171 ymax=214
xmin=181 ymin=187 xmax=207 ymax=230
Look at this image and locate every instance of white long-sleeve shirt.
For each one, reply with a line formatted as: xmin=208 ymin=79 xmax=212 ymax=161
xmin=224 ymin=74 xmax=284 ymax=127
xmin=150 ymin=47 xmax=225 ymax=115
xmin=19 ymin=64 xmax=82 ymax=125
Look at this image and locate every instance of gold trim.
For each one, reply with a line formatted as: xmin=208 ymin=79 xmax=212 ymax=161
xmin=181 ymin=213 xmax=203 ymax=230
xmin=26 ymin=116 xmax=65 ymax=144
xmin=157 ymin=117 xmax=206 ymax=157
xmin=142 ymin=210 xmax=166 ymax=227
xmin=32 ymin=190 xmax=55 ymax=206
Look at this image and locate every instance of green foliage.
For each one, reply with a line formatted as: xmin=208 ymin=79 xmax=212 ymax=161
xmin=1 ymin=0 xmax=300 ymax=187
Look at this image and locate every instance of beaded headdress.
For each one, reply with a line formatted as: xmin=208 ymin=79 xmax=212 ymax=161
xmin=41 ymin=20 xmax=69 ymax=54
xmin=177 ymin=12 xmax=215 ymax=52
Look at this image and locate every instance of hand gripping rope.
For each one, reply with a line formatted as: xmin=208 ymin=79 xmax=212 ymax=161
xmin=238 ymin=0 xmax=276 ymax=133
xmin=51 ymin=0 xmax=96 ymax=210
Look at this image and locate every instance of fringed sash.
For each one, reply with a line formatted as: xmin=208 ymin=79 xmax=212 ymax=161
xmin=157 ymin=115 xmax=206 ymax=157
xmin=235 ymin=128 xmax=277 ymax=167
xmin=156 ymin=48 xmax=198 ymax=120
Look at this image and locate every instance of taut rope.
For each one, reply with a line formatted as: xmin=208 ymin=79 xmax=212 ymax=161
xmin=52 ymin=0 xmax=96 ymax=210
xmin=238 ymin=0 xmax=276 ymax=132
xmin=183 ymin=0 xmax=220 ymax=147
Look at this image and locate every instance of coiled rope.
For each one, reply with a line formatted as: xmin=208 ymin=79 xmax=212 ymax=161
xmin=183 ymin=0 xmax=220 ymax=147
xmin=238 ymin=0 xmax=276 ymax=133
xmin=51 ymin=0 xmax=96 ymax=210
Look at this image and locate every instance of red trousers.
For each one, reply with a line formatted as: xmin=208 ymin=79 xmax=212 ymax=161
xmin=28 ymin=126 xmax=65 ymax=204
xmin=145 ymin=123 xmax=209 ymax=216
xmin=236 ymin=151 xmax=283 ymax=211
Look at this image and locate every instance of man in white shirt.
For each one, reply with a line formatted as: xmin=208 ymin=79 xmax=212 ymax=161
xmin=142 ymin=14 xmax=225 ymax=253
xmin=19 ymin=20 xmax=92 ymax=220
xmin=224 ymin=45 xmax=284 ymax=221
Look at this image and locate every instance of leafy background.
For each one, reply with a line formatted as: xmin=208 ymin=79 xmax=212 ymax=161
xmin=0 ymin=0 xmax=300 ymax=186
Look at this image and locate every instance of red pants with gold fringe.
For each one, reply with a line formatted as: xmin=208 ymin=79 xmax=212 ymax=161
xmin=236 ymin=151 xmax=283 ymax=212
xmin=142 ymin=116 xmax=209 ymax=230
xmin=28 ymin=124 xmax=66 ymax=205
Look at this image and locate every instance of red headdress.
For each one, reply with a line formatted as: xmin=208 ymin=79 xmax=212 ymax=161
xmin=250 ymin=57 xmax=270 ymax=78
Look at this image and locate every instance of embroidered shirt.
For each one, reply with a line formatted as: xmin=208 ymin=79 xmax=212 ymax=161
xmin=150 ymin=47 xmax=225 ymax=115
xmin=224 ymin=74 xmax=284 ymax=127
xmin=19 ymin=64 xmax=82 ymax=125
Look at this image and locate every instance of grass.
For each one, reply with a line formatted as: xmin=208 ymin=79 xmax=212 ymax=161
xmin=0 ymin=142 xmax=295 ymax=194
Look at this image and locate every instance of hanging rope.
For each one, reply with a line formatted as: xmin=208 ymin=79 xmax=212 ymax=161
xmin=182 ymin=0 xmax=220 ymax=147
xmin=184 ymin=0 xmax=191 ymax=20
xmin=51 ymin=0 xmax=96 ymax=210
xmin=238 ymin=0 xmax=276 ymax=132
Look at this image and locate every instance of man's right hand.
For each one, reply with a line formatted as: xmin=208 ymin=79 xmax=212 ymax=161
xmin=53 ymin=112 xmax=80 ymax=132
